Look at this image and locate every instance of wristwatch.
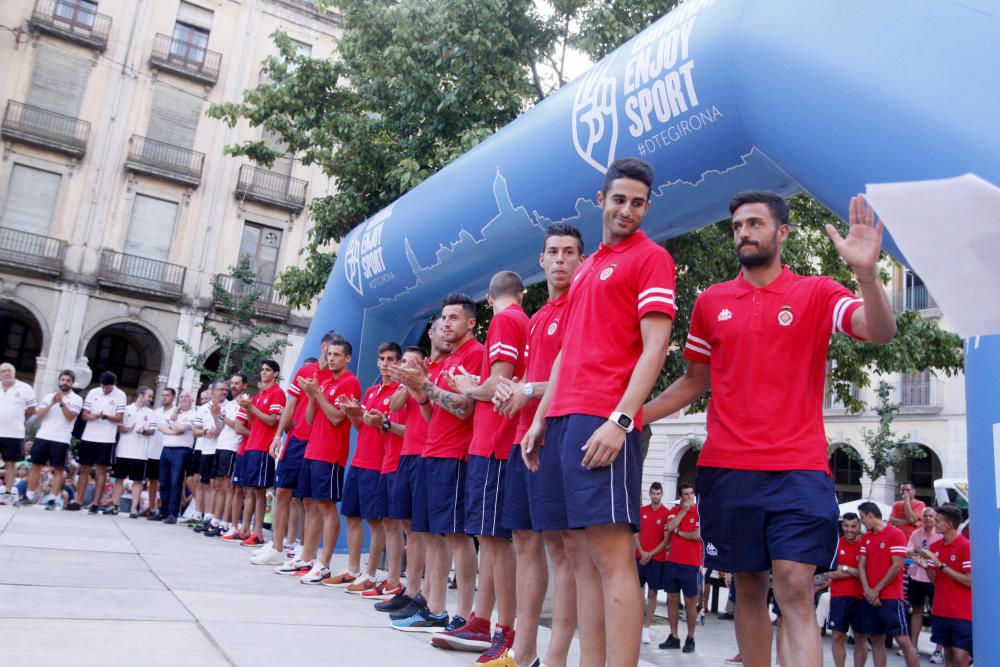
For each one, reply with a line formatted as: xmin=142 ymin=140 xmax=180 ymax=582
xmin=609 ymin=411 xmax=634 ymax=433
xmin=523 ymin=383 xmax=535 ymax=397
xmin=841 ymin=565 xmax=849 ymax=573
xmin=381 ymin=418 xmax=392 ymax=433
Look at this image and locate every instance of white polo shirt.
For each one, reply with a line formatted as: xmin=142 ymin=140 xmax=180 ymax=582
xmin=81 ymin=386 xmax=127 ymax=443
xmin=214 ymin=399 xmax=246 ymax=453
xmin=0 ymin=380 xmax=37 ymax=439
xmin=148 ymin=406 xmax=172 ymax=460
xmin=34 ymin=391 xmax=83 ymax=444
xmin=195 ymin=402 xmax=222 ymax=455
xmin=117 ymin=403 xmax=157 ymax=460
xmin=162 ymin=408 xmax=197 ymax=449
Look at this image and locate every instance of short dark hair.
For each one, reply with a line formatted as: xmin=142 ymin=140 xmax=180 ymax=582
xmin=488 ymin=271 xmax=524 ymax=300
xmin=935 ymin=505 xmax=963 ymax=529
xmin=728 ymin=191 xmax=790 ymax=227
xmin=262 ymin=359 xmax=280 ymax=373
xmin=303 ymin=357 xmax=318 ymax=365
xmin=405 ymin=346 xmax=427 ymax=358
xmin=378 ymin=341 xmax=403 ymax=359
xmin=603 ymin=157 xmax=655 ymax=196
xmin=857 ymin=501 xmax=882 ymax=519
xmin=841 ymin=512 xmax=859 ymax=522
xmin=330 ymin=340 xmax=353 ymax=357
xmin=898 ymin=480 xmax=914 ymax=488
xmin=135 ymin=385 xmax=152 ymax=398
xmin=649 ymin=481 xmax=663 ymax=492
xmin=231 ymin=373 xmax=248 ymax=385
xmin=442 ymin=292 xmax=476 ymax=318
xmin=99 ymin=371 xmax=117 ymax=386
xmin=59 ymin=369 xmax=76 ymax=382
xmin=679 ymin=483 xmax=695 ymax=494
xmin=321 ymin=329 xmax=344 ymax=345
xmin=163 ymin=387 xmax=177 ymax=399
xmin=544 ymin=222 xmax=584 ymax=254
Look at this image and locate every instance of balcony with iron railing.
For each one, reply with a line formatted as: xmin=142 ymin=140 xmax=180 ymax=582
xmin=824 ymin=383 xmax=861 ymax=412
xmin=124 ymin=135 xmax=204 ymax=187
xmin=213 ymin=274 xmax=290 ymax=320
xmin=234 ymin=164 xmax=308 ymax=212
xmin=97 ymin=249 xmax=186 ymax=300
xmin=2 ymin=101 xmax=90 ymax=158
xmin=0 ymin=227 xmax=67 ymax=277
xmin=896 ymin=373 xmax=944 ymax=412
xmin=149 ymin=33 xmax=222 ymax=85
xmin=891 ymin=285 xmax=939 ymax=313
xmin=28 ymin=0 xmax=112 ymax=51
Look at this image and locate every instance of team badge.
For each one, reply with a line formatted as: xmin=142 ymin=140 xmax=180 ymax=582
xmin=950 ymin=554 xmax=956 ymax=562
xmin=600 ymin=266 xmax=615 ymax=281
xmin=777 ymin=307 xmax=794 ymax=327
xmin=383 ymin=397 xmax=390 ymax=405
xmin=547 ymin=321 xmax=558 ymax=335
xmin=718 ymin=308 xmax=732 ymax=321
xmin=880 ymin=542 xmax=886 ymax=549
xmin=656 ymin=519 xmax=662 ymax=525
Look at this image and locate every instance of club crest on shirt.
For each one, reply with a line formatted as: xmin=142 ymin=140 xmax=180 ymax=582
xmin=950 ymin=554 xmax=956 ymax=562
xmin=777 ymin=308 xmax=794 ymax=327
xmin=383 ymin=397 xmax=390 ymax=405
xmin=717 ymin=308 xmax=732 ymax=321
xmin=600 ymin=266 xmax=615 ymax=281
xmin=656 ymin=519 xmax=662 ymax=525
xmin=880 ymin=542 xmax=886 ymax=549
xmin=547 ymin=321 xmax=559 ymax=335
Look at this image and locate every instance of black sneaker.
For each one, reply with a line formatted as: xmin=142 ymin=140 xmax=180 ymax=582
xmin=102 ymin=506 xmax=119 ymax=515
xmin=683 ymin=637 xmax=695 ymax=653
xmin=129 ymin=511 xmax=140 ymax=519
xmin=14 ymin=497 xmax=33 ymax=507
xmin=389 ymin=593 xmax=427 ymax=620
xmin=45 ymin=499 xmax=58 ymax=511
xmin=192 ymin=519 xmax=211 ymax=533
xmin=203 ymin=525 xmax=224 ymax=537
xmin=88 ymin=504 xmax=101 ymax=514
xmin=375 ymin=591 xmax=412 ymax=613
xmin=659 ymin=634 xmax=681 ymax=650
xmin=163 ymin=515 xmax=177 ymax=525
xmin=146 ymin=512 xmax=163 ymax=522
xmin=65 ymin=501 xmax=82 ymax=511
xmin=440 ymin=614 xmax=467 ymax=633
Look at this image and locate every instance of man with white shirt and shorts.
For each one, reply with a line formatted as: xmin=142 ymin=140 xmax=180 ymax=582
xmin=204 ymin=375 xmax=249 ymax=537
xmin=107 ymin=386 xmax=157 ymax=516
xmin=188 ymin=381 xmax=227 ymax=529
xmin=69 ymin=371 xmax=126 ymax=513
xmin=0 ymin=362 xmax=36 ymax=504
xmin=18 ymin=370 xmax=80 ymax=509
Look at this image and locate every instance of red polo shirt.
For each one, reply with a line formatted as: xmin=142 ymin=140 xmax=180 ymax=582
xmin=468 ymin=304 xmax=529 ymax=460
xmin=243 ymin=384 xmax=286 ymax=452
xmin=423 ymin=337 xmax=485 ymax=459
xmin=929 ymin=534 xmax=972 ymax=621
xmin=352 ymin=381 xmax=398 ymax=471
xmin=304 ymin=371 xmax=362 ymax=466
xmin=285 ymin=363 xmax=334 ymax=444
xmin=831 ymin=536 xmax=864 ymax=598
xmin=666 ymin=504 xmax=703 ymax=567
xmin=686 ymin=267 xmax=865 ymax=472
xmin=636 ymin=504 xmax=669 ymax=562
xmin=515 ymin=293 xmax=569 ymax=444
xmin=400 ymin=359 xmax=444 ymax=457
xmin=548 ymin=230 xmax=676 ymax=429
xmin=890 ymin=499 xmax=927 ymax=540
xmin=860 ymin=524 xmax=908 ymax=600
xmin=381 ymin=397 xmax=407 ymax=474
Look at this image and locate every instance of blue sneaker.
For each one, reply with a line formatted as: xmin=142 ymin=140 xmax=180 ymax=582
xmin=391 ymin=607 xmax=449 ymax=633
xmin=389 ymin=593 xmax=427 ymax=620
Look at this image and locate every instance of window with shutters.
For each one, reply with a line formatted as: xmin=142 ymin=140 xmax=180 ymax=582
xmin=262 ymin=129 xmax=293 ymax=177
xmin=0 ymin=165 xmax=61 ymax=234
xmin=238 ymin=222 xmax=282 ymax=284
xmin=147 ymin=83 xmax=202 ymax=149
xmin=125 ymin=194 xmax=178 ymax=261
xmin=27 ymin=45 xmax=91 ymax=116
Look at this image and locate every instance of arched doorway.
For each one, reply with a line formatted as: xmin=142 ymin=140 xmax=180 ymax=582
xmin=677 ymin=445 xmax=699 ymax=497
xmin=201 ymin=346 xmax=258 ymax=394
xmin=83 ymin=323 xmax=163 ymax=398
xmin=0 ymin=300 xmax=44 ymax=384
xmin=900 ymin=444 xmax=943 ymax=506
xmin=829 ymin=444 xmax=863 ymax=502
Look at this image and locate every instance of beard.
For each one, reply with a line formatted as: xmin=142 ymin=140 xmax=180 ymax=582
xmin=737 ymin=237 xmax=779 ymax=268
xmin=58 ymin=384 xmax=72 ymax=393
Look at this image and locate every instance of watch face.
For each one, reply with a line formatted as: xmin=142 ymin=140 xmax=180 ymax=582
xmin=616 ymin=414 xmax=631 ymax=428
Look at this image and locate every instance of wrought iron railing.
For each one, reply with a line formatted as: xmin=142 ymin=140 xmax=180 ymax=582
xmin=150 ymin=33 xmax=222 ymax=84
xmin=125 ymin=135 xmax=205 ymax=185
xmin=1 ymin=100 xmax=90 ymax=157
xmin=235 ymin=164 xmax=308 ymax=211
xmin=98 ymin=249 xmax=186 ymax=298
xmin=213 ymin=274 xmax=290 ymax=319
xmin=891 ymin=285 xmax=938 ymax=312
xmin=29 ymin=0 xmax=112 ymax=50
xmin=897 ymin=374 xmax=943 ymax=409
xmin=0 ymin=227 xmax=67 ymax=275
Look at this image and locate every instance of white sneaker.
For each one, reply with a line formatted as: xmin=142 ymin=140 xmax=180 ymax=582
xmin=0 ymin=493 xmax=14 ymax=506
xmin=641 ymin=627 xmax=651 ymax=644
xmin=251 ymin=540 xmax=274 ymax=555
xmin=274 ymin=559 xmax=312 ymax=576
xmin=929 ymin=650 xmax=944 ymax=664
xmin=300 ymin=563 xmax=331 ymax=585
xmin=249 ymin=547 xmax=286 ymax=566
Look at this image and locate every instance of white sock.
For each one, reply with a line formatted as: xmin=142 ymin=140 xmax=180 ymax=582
xmin=26 ymin=490 xmax=36 ymax=501
xmin=210 ymin=518 xmax=220 ymax=527
xmin=203 ymin=513 xmax=213 ymax=521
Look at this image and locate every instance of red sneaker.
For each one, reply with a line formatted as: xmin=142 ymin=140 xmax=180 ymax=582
xmin=361 ymin=581 xmax=403 ymax=600
xmin=220 ymin=530 xmax=249 ymax=542
xmin=430 ymin=614 xmax=492 ymax=651
xmin=240 ymin=533 xmax=265 ymax=547
xmin=475 ymin=626 xmax=515 ymax=664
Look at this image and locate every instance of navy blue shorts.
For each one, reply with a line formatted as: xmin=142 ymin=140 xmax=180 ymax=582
xmin=501 ymin=444 xmax=534 ymax=532
xmin=233 ymin=450 xmax=275 ymax=488
xmin=422 ymin=457 xmax=465 ymax=535
xmin=858 ymin=599 xmax=909 ymax=637
xmin=662 ymin=561 xmax=700 ymax=597
xmin=697 ymin=467 xmax=839 ymax=572
xmin=549 ymin=414 xmax=641 ymax=530
xmin=299 ymin=459 xmax=344 ymax=502
xmin=411 ymin=457 xmax=431 ymax=533
xmin=465 ymin=454 xmax=510 ymax=538
xmin=528 ymin=434 xmax=569 ymax=532
xmin=341 ymin=466 xmax=385 ymax=519
xmin=275 ymin=436 xmax=308 ymax=490
xmin=231 ymin=454 xmax=245 ymax=485
xmin=828 ymin=596 xmax=864 ymax=633
xmin=375 ymin=473 xmax=391 ymax=518
xmin=637 ymin=558 xmax=665 ymax=590
xmin=931 ymin=617 xmax=972 ymax=651
xmin=389 ymin=454 xmax=420 ymax=520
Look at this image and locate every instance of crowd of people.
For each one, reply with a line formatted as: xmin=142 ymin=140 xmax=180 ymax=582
xmin=0 ymin=157 xmax=974 ymax=667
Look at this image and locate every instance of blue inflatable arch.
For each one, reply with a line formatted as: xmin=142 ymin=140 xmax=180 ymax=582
xmin=304 ymin=0 xmax=1000 ymax=651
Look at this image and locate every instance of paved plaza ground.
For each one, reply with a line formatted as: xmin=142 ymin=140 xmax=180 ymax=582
xmin=1 ymin=506 xmax=928 ymax=666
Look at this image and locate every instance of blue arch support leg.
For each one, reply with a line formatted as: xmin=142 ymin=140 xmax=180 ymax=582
xmin=964 ymin=335 xmax=1000 ymax=659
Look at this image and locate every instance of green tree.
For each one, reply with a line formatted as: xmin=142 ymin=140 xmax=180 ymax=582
xmin=842 ymin=381 xmax=928 ymax=498
xmin=176 ymin=256 xmax=291 ymax=383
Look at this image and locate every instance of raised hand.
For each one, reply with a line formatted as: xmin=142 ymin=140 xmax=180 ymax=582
xmin=388 ymin=361 xmax=427 ymax=390
xmin=825 ymin=194 xmax=884 ymax=281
